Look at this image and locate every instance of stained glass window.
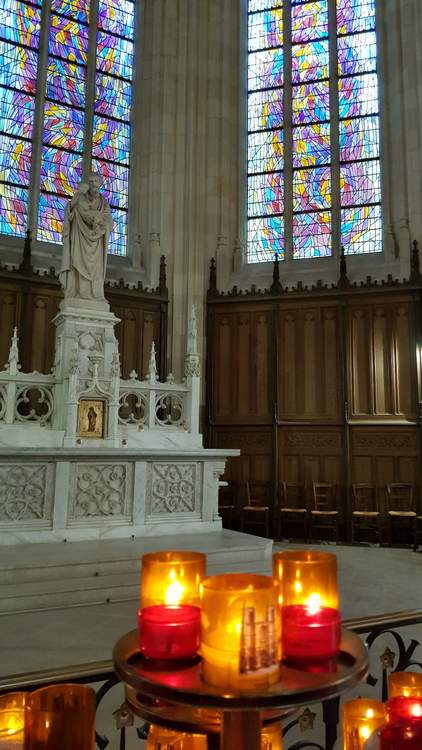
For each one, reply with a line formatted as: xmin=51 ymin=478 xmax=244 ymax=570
xmin=0 ymin=0 xmax=135 ymax=255
xmin=247 ymin=0 xmax=382 ymax=262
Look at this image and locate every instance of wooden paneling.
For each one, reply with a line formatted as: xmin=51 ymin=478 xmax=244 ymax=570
xmin=210 ymin=307 xmax=273 ymax=424
xmin=278 ymin=303 xmax=342 ymax=422
xmin=348 ymin=297 xmax=418 ymax=419
xmin=207 ymin=284 xmax=422 ymax=537
xmin=279 ymin=427 xmax=343 ymax=488
xmin=0 ymin=272 xmax=168 ymax=378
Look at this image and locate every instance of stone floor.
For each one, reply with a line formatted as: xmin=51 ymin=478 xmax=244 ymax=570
xmin=0 ymin=539 xmax=420 ymax=749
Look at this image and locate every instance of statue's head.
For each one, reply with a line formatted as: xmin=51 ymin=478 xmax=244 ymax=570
xmin=87 ymin=172 xmax=103 ymax=196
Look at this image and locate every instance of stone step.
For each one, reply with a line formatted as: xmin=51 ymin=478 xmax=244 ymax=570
xmin=0 ymin=530 xmax=272 ymax=614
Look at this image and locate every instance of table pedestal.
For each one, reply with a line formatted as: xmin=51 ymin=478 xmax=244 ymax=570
xmin=221 ymin=711 xmax=261 ymax=750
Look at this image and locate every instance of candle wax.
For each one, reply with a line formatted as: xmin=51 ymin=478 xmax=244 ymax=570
xmin=138 ymin=604 xmax=200 ymax=661
xmin=282 ymin=604 xmax=341 ymax=661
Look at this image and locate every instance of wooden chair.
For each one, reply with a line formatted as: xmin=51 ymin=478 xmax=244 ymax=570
xmin=309 ymin=482 xmax=339 ymax=543
xmin=278 ymin=482 xmax=307 ymax=541
xmin=241 ymin=480 xmax=271 ymax=538
xmin=386 ymin=483 xmax=416 ymax=547
xmin=351 ymin=484 xmax=382 ymax=544
xmin=218 ymin=480 xmax=236 ymax=530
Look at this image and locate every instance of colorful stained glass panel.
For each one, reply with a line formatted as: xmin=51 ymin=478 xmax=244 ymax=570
xmin=39 ymin=147 xmax=83 ymax=195
xmin=43 ymin=102 xmax=84 ymax=151
xmin=0 ymin=183 xmax=28 ymax=237
xmin=96 ymin=32 xmax=133 ymax=80
xmin=337 ymin=31 xmax=377 ymax=77
xmin=0 ymin=41 xmax=38 ymax=92
xmin=46 ymin=59 xmax=86 ymax=108
xmin=92 ymin=115 xmax=130 ymax=163
xmin=248 ymin=172 xmax=284 ymax=217
xmin=0 ymin=0 xmax=41 ymax=48
xmin=108 ymin=207 xmax=127 ymax=255
xmin=293 ymin=123 xmax=330 ymax=167
xmin=51 ymin=0 xmax=89 ymax=22
xmin=291 ymin=1 xmax=328 ymax=44
xmin=293 ymin=166 xmax=331 ymax=211
xmin=336 ymin=0 xmax=376 ymax=35
xmin=292 ymin=210 xmax=331 ymax=257
xmin=292 ymin=40 xmax=329 ymax=83
xmin=341 ymin=204 xmax=382 ymax=254
xmin=248 ymin=89 xmax=283 ymax=132
xmin=91 ymin=158 xmax=129 ymax=209
xmin=98 ymin=0 xmax=134 ymax=38
xmin=248 ymin=129 xmax=284 ymax=174
xmin=37 ymin=191 xmax=67 ymax=242
xmin=340 ymin=159 xmax=381 ymax=206
xmin=94 ymin=72 xmax=132 ymax=120
xmin=247 ymin=215 xmax=284 ymax=261
xmin=339 ymin=115 xmax=379 ymax=162
xmin=249 ymin=0 xmax=282 ymax=11
xmin=248 ymin=8 xmax=283 ymax=52
xmin=338 ymin=73 xmax=378 ymax=118
xmin=0 ymin=87 xmax=35 ymax=138
xmin=49 ymin=16 xmax=88 ymax=65
xmin=0 ymin=135 xmax=32 ymax=185
xmin=292 ymin=80 xmax=330 ymax=123
xmin=248 ymin=48 xmax=284 ymax=91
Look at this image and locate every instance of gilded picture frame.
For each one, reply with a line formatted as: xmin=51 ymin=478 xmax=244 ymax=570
xmin=78 ymin=399 xmax=105 ymax=439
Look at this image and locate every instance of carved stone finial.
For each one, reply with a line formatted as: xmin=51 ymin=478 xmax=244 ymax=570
xmin=147 ymin=341 xmax=157 ymax=384
xmin=19 ymin=228 xmax=33 ymax=275
xmin=337 ymin=246 xmax=351 ymax=289
xmin=187 ymin=305 xmax=198 ymax=356
xmin=270 ymin=251 xmax=283 ymax=295
xmin=208 ymin=257 xmax=218 ymax=299
xmin=159 ymin=255 xmax=167 ymax=297
xmin=5 ymin=327 xmax=21 ymax=374
xmin=410 ymin=240 xmax=422 ymax=284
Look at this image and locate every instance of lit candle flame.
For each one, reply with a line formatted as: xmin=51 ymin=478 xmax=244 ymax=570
xmin=366 ymin=709 xmax=374 ymax=719
xmin=306 ymin=593 xmax=322 ymax=615
xmin=359 ymin=725 xmax=371 ymax=740
xmin=165 ymin=578 xmax=184 ymax=605
xmin=410 ymin=703 xmax=422 ymax=718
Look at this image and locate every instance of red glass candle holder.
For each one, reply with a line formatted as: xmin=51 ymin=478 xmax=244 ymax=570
xmin=273 ymin=550 xmax=340 ymax=662
xmin=380 ymin=697 xmax=422 ymax=749
xmin=138 ymin=604 xmax=200 ymax=661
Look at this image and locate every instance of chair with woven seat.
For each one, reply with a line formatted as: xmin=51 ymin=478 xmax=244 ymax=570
xmin=278 ymin=482 xmax=307 ymax=541
xmin=309 ymin=482 xmax=339 ymax=543
xmin=386 ymin=483 xmax=416 ymax=547
xmin=351 ymin=484 xmax=381 ymax=544
xmin=241 ymin=480 xmax=271 ymax=538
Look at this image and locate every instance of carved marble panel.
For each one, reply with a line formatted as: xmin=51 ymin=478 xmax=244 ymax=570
xmin=147 ymin=462 xmax=201 ymax=516
xmin=68 ymin=462 xmax=133 ymax=523
xmin=0 ymin=463 xmax=54 ymax=525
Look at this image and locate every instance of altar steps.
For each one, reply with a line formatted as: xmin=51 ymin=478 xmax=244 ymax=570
xmin=0 ymin=530 xmax=272 ymax=615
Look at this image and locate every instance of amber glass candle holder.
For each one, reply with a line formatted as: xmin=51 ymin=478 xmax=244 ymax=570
xmin=0 ymin=692 xmax=26 ymax=748
xmin=389 ymin=672 xmax=422 ymax=698
xmin=139 ymin=551 xmax=206 ymax=661
xmin=273 ymin=550 xmax=340 ymax=662
xmin=262 ymin=722 xmax=283 ymax=749
xmin=24 ymin=684 xmax=95 ymax=750
xmin=146 ymin=725 xmax=207 ymax=748
xmin=200 ymin=573 xmax=281 ymax=692
xmin=342 ymin=698 xmax=387 ymax=749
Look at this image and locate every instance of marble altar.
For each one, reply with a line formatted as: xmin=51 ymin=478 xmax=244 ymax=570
xmin=0 ymin=178 xmax=239 ymax=544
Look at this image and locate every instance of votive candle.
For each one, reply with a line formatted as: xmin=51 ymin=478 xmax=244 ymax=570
xmin=200 ymin=573 xmax=281 ymax=692
xmin=0 ymin=693 xmax=26 ymax=749
xmin=139 ymin=551 xmax=205 ymax=661
xmin=147 ymin=724 xmax=207 ymax=748
xmin=380 ymin=697 xmax=422 ymax=749
xmin=273 ymin=550 xmax=340 ymax=662
xmin=262 ymin=722 xmax=283 ymax=749
xmin=24 ymin=684 xmax=95 ymax=750
xmin=342 ymin=699 xmax=386 ymax=750
xmin=389 ymin=672 xmax=422 ymax=699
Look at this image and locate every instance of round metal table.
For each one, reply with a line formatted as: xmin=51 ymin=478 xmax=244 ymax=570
xmin=113 ymin=628 xmax=368 ymax=749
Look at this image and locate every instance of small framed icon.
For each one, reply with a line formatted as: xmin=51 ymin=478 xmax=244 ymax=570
xmin=78 ymin=399 xmax=105 ymax=439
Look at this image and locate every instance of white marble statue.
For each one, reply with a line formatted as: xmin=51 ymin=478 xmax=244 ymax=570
xmin=60 ymin=173 xmax=112 ymax=301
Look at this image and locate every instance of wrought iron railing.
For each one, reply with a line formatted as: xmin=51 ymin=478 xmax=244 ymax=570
xmin=0 ymin=610 xmax=421 ymax=749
